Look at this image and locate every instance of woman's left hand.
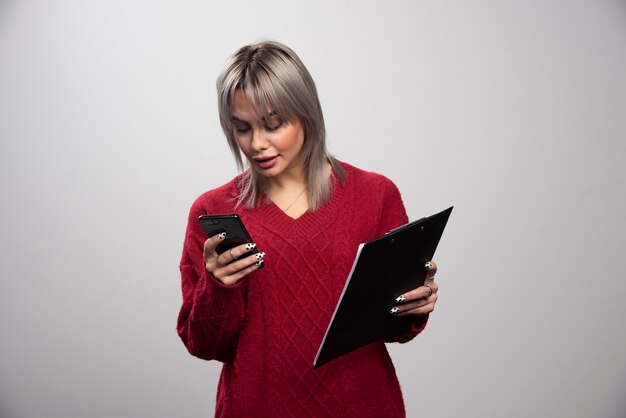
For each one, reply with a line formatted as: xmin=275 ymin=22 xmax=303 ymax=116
xmin=390 ymin=261 xmax=439 ymax=316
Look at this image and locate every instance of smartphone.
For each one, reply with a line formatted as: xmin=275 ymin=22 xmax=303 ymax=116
xmin=197 ymin=214 xmax=261 ymax=264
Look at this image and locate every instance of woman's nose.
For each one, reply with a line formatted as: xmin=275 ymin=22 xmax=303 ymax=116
xmin=251 ymin=128 xmax=269 ymax=151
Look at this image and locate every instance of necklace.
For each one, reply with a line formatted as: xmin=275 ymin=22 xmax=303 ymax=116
xmin=282 ymin=188 xmax=307 ymax=212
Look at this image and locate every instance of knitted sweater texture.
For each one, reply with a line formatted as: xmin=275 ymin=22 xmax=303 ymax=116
xmin=177 ymin=162 xmax=427 ymax=417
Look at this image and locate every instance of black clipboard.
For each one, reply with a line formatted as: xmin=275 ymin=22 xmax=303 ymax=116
xmin=313 ymin=206 xmax=453 ymax=368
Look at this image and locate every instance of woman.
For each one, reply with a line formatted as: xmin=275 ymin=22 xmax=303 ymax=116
xmin=177 ymin=40 xmax=439 ymax=418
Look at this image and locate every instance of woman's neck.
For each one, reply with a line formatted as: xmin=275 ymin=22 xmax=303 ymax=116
xmin=264 ymin=162 xmax=332 ymax=218
xmin=265 ymin=163 xmax=307 ymax=193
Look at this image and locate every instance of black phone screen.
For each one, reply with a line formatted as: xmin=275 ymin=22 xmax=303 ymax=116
xmin=198 ymin=214 xmax=258 ymax=256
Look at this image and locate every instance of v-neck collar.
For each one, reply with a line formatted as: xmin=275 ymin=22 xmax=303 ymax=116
xmin=249 ymin=171 xmax=346 ymax=240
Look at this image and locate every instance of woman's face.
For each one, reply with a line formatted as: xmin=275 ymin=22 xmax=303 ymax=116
xmin=230 ymin=90 xmax=305 ymax=182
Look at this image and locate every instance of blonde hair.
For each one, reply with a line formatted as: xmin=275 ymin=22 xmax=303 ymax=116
xmin=216 ymin=40 xmax=344 ymax=212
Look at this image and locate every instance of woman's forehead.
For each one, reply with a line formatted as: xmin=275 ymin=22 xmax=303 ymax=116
xmin=230 ymin=89 xmax=293 ymax=122
xmin=231 ymin=90 xmax=272 ymax=119
xmin=230 ymin=90 xmax=257 ymax=117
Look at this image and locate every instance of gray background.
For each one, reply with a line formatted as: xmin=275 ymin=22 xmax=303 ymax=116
xmin=1 ymin=1 xmax=625 ymax=417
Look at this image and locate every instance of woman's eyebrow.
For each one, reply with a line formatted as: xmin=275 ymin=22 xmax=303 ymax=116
xmin=230 ymin=116 xmax=249 ymax=124
xmin=231 ymin=111 xmax=278 ymax=124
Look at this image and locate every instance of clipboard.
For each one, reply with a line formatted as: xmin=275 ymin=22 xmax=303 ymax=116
xmin=313 ymin=206 xmax=453 ymax=368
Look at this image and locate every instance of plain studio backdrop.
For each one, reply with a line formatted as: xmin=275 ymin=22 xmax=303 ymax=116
xmin=1 ymin=1 xmax=625 ymax=417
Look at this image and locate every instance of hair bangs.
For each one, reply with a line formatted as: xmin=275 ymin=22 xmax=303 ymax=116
xmin=240 ymin=66 xmax=300 ymax=129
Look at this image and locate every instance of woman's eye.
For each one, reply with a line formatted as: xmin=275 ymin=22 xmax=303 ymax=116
xmin=265 ymin=119 xmax=283 ymax=131
xmin=234 ymin=125 xmax=250 ymax=134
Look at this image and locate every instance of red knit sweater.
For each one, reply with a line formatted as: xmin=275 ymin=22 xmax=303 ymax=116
xmin=177 ymin=162 xmax=428 ymax=418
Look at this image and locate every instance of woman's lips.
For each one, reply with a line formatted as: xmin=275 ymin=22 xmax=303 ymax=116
xmin=254 ymin=156 xmax=278 ymax=169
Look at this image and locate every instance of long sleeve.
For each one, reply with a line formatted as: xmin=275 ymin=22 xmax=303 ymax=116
xmin=374 ymin=177 xmax=429 ymax=344
xmin=176 ymin=194 xmax=247 ymax=362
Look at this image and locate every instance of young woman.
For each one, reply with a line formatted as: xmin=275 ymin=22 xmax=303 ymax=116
xmin=177 ymin=40 xmax=439 ymax=418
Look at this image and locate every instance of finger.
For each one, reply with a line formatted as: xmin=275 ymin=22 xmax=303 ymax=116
xmin=398 ymin=299 xmax=436 ymax=316
xmin=214 ymin=251 xmax=265 ymax=281
xmin=394 ymin=281 xmax=439 ymax=303
xmin=391 ymin=292 xmax=438 ymax=316
xmin=204 ymin=233 xmax=228 ymax=272
xmin=203 ymin=232 xmax=227 ymax=257
xmin=215 ymin=254 xmax=265 ymax=286
xmin=425 ymin=261 xmax=438 ymax=281
xmin=226 ymin=242 xmax=258 ymax=263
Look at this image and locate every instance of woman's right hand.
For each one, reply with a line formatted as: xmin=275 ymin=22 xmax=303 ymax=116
xmin=203 ymin=232 xmax=265 ymax=286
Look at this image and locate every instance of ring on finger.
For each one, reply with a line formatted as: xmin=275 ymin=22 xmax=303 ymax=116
xmin=423 ymin=284 xmax=433 ymax=298
xmin=229 ymin=248 xmax=237 ymax=261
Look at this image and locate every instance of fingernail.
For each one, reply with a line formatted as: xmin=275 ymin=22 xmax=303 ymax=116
xmin=255 ymin=252 xmax=265 ymax=260
xmin=425 ymin=262 xmax=432 ymax=270
xmin=217 ymin=232 xmax=226 ymax=240
xmin=395 ymin=295 xmax=406 ymax=303
xmin=245 ymin=243 xmax=257 ymax=251
xmin=389 ymin=307 xmax=400 ymax=316
xmin=256 ymin=260 xmax=264 ymax=267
